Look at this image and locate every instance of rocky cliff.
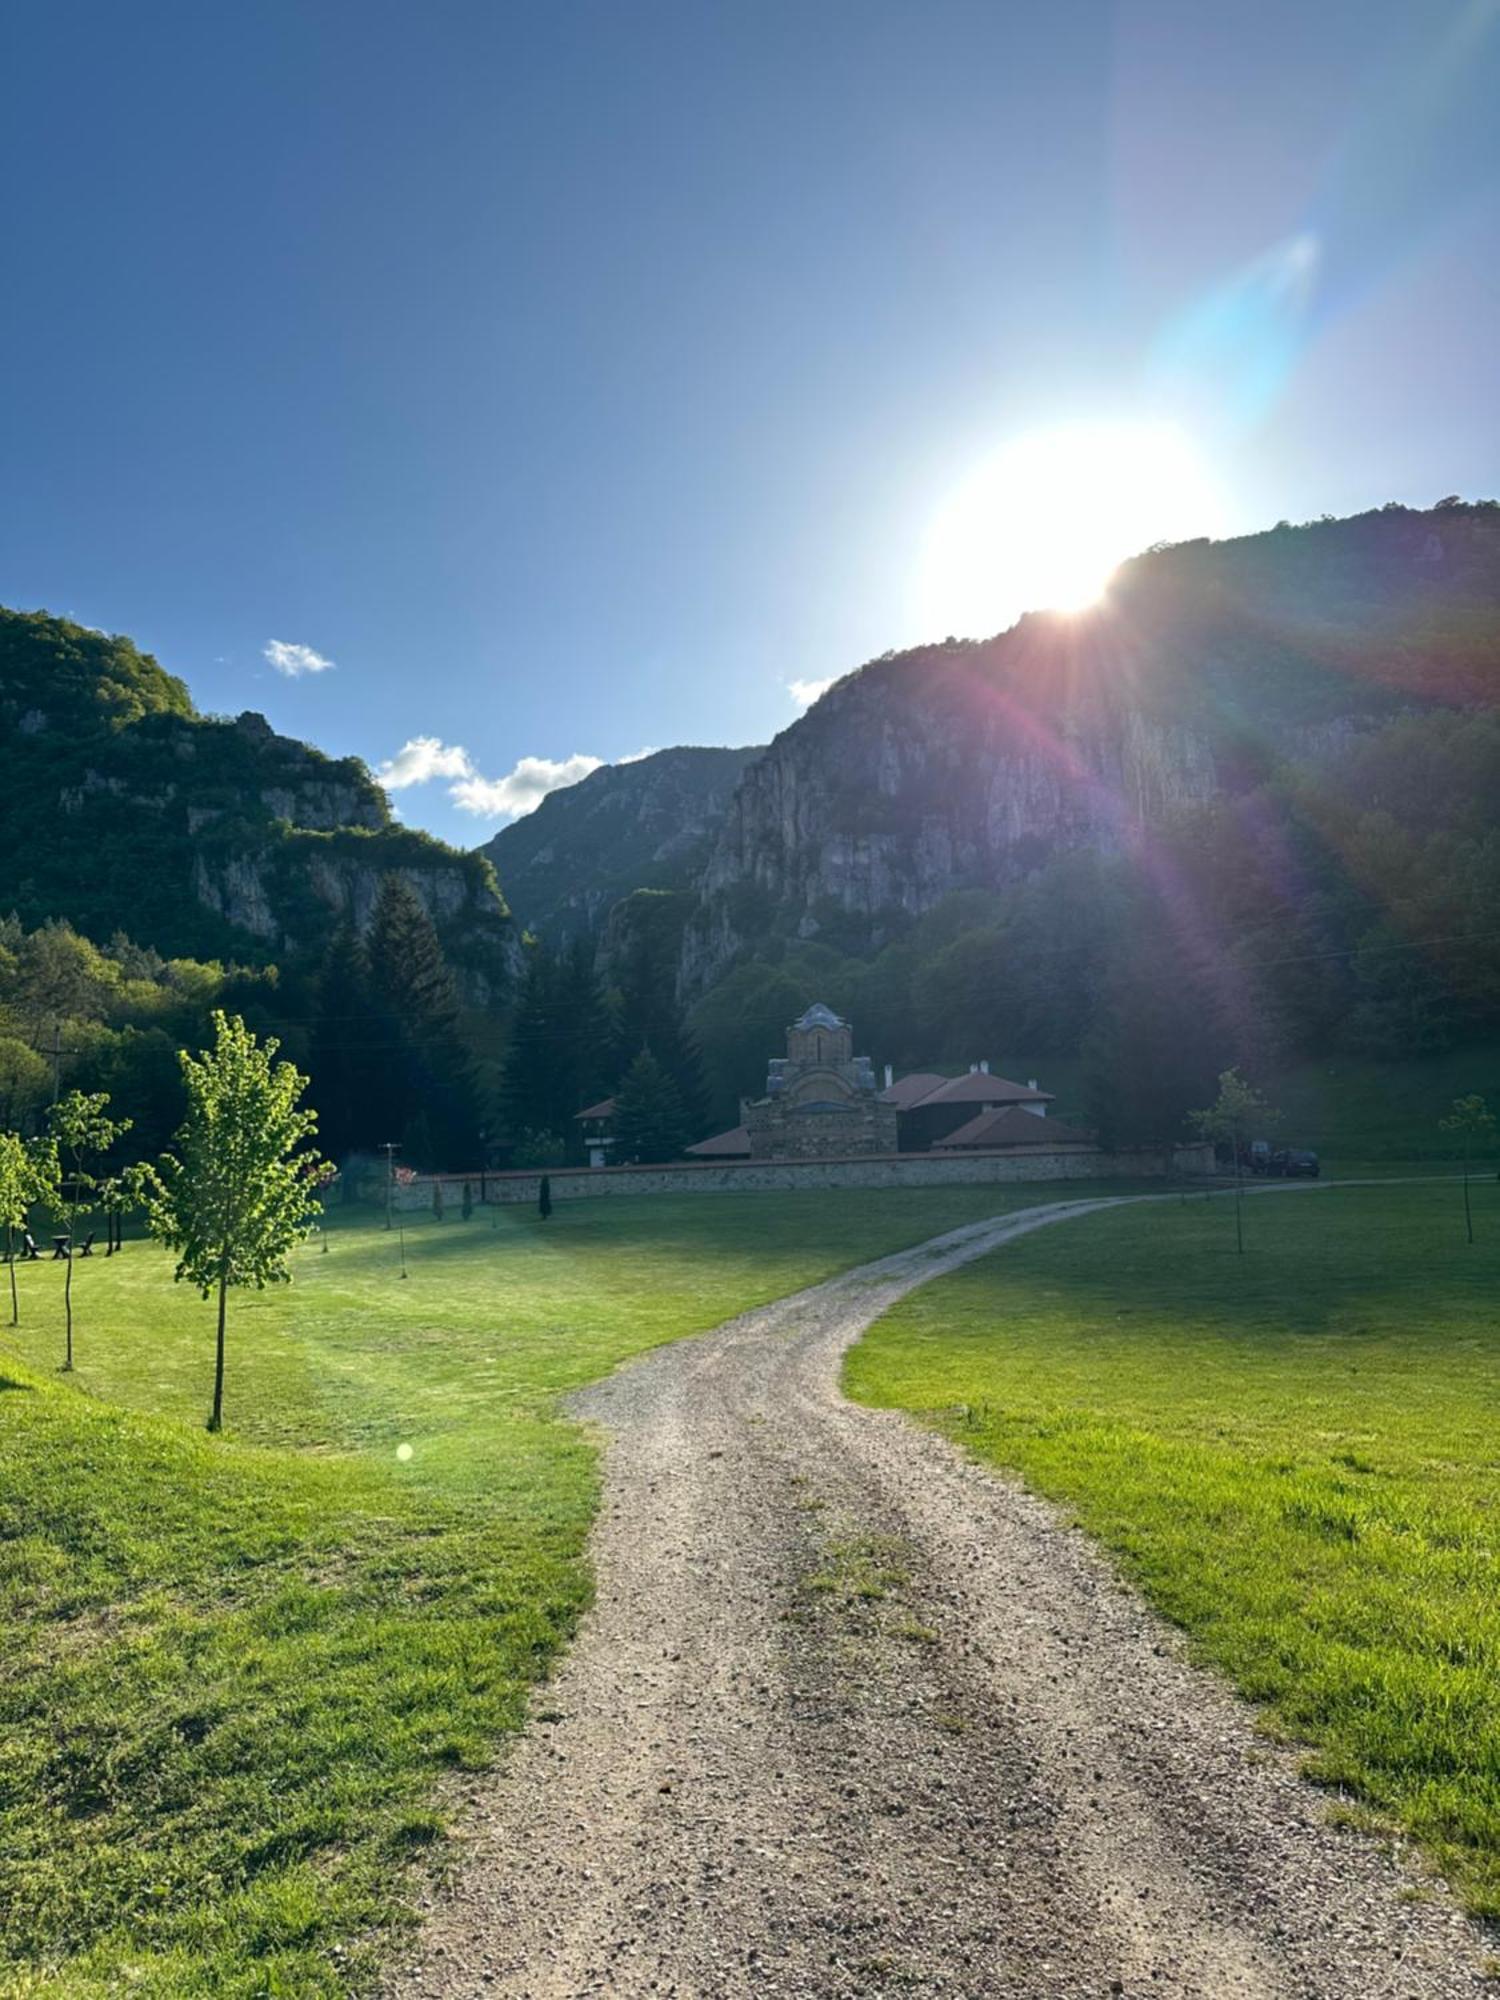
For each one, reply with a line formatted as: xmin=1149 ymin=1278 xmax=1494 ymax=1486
xmin=0 ymin=609 xmax=517 ymax=994
xmin=679 ymin=502 xmax=1500 ymax=994
xmin=481 ymin=744 xmax=761 ymax=944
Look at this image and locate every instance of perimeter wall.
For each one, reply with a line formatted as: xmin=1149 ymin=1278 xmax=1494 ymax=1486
xmin=390 ymin=1143 xmax=1218 ymax=1208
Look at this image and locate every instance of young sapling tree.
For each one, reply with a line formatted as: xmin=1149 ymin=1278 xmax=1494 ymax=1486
xmin=1439 ymin=1094 xmax=1496 ymax=1245
xmin=143 ymin=1011 xmax=325 ymax=1432
xmin=1190 ymin=1068 xmax=1276 ymax=1255
xmin=47 ymin=1090 xmax=131 ymax=1369
xmin=0 ymin=1132 xmax=58 ymax=1327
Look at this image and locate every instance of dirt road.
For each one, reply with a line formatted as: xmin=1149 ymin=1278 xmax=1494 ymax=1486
xmin=391 ymin=1197 xmax=1488 ymax=1998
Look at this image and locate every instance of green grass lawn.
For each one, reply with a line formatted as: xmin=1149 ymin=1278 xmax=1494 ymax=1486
xmin=0 ymin=1186 xmax=1059 ymax=1999
xmin=846 ymin=1177 xmax=1500 ymax=1913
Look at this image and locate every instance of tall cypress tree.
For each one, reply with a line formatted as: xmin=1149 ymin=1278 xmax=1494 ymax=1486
xmin=366 ymin=875 xmax=477 ymax=1170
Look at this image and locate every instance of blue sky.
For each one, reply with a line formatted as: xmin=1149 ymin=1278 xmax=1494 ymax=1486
xmin=3 ymin=0 xmax=1497 ymax=845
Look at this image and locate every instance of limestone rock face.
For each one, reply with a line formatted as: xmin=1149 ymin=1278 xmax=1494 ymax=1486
xmin=482 ymin=745 xmax=761 ymax=944
xmin=677 ymin=496 xmax=1500 ymax=994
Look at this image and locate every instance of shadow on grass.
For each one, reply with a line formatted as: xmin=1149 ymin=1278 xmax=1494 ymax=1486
xmin=0 ymin=1374 xmax=35 ymax=1393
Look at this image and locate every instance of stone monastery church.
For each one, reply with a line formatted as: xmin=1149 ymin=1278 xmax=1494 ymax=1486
xmin=688 ymin=1002 xmax=1086 ymax=1164
xmin=744 ymin=1003 xmax=896 ymax=1160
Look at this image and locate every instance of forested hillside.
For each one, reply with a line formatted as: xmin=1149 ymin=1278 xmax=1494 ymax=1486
xmin=0 ymin=609 xmax=514 ymax=995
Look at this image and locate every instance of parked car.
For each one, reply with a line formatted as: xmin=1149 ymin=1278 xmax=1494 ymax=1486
xmin=1282 ymin=1149 xmax=1320 ymax=1178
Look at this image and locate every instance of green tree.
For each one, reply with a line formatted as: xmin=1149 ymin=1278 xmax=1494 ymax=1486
xmin=612 ymin=1050 xmax=689 ymax=1164
xmin=366 ymin=876 xmax=476 ymax=1170
xmin=0 ymin=1131 xmax=57 ymax=1326
xmin=142 ymin=1012 xmax=324 ymax=1432
xmin=1191 ymin=1068 xmax=1277 ymax=1255
xmin=47 ymin=1089 xmax=132 ymax=1369
xmin=0 ymin=1036 xmax=49 ymax=1132
xmin=1439 ymin=1094 xmax=1497 ymax=1245
xmin=310 ymin=924 xmax=385 ymax=1174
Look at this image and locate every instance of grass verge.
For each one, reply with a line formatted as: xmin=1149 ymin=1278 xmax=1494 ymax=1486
xmin=846 ymin=1177 xmax=1500 ymax=1913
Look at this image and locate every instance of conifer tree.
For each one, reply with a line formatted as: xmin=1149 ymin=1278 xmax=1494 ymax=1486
xmin=310 ymin=924 xmax=383 ymax=1173
xmin=366 ymin=876 xmax=476 ymax=1170
xmin=612 ymin=1050 xmax=689 ymax=1163
xmin=500 ymin=942 xmax=563 ymax=1147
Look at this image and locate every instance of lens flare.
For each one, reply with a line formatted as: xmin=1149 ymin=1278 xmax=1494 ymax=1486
xmin=916 ymin=419 xmax=1227 ymax=639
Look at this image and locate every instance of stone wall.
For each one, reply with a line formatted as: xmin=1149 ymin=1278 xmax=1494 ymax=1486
xmin=390 ymin=1142 xmax=1218 ymax=1209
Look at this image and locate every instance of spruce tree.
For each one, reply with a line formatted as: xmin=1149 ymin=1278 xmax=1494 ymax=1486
xmin=612 ymin=1050 xmax=689 ymax=1164
xmin=500 ymin=942 xmax=563 ymax=1148
xmin=310 ymin=925 xmax=383 ymax=1175
xmin=366 ymin=876 xmax=476 ymax=1170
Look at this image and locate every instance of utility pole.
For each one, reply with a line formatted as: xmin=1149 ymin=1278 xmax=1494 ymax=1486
xmin=381 ymin=1141 xmax=399 ymax=1231
xmin=49 ymin=1024 xmax=63 ymax=1105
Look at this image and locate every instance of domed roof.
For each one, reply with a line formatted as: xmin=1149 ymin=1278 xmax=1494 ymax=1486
xmin=793 ymin=1001 xmax=845 ymax=1032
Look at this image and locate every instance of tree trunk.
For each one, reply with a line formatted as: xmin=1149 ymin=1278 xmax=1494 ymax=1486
xmin=7 ymin=1223 xmax=16 ymax=1327
xmin=1463 ymin=1150 xmax=1474 ymax=1246
xmin=208 ymin=1270 xmax=228 ymax=1432
xmin=63 ymin=1243 xmax=73 ymax=1369
xmin=1234 ymin=1128 xmax=1245 ymax=1255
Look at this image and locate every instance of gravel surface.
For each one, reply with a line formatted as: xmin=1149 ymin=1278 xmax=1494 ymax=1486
xmin=389 ymin=1197 xmax=1490 ymax=1998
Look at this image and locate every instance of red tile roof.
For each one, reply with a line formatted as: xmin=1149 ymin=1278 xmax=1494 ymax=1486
xmin=684 ymin=1124 xmax=752 ymax=1157
xmin=906 ymin=1071 xmax=1053 ymax=1108
xmin=878 ymin=1071 xmax=949 ymax=1107
xmin=934 ymin=1108 xmax=1092 ymax=1151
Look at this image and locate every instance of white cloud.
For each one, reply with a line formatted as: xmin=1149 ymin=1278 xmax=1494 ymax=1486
xmin=264 ymin=639 xmax=336 ymax=677
xmin=374 ymin=736 xmax=634 ymax=822
xmin=450 ymin=752 xmax=603 ymax=820
xmin=618 ymin=745 xmax=658 ymax=764
xmin=376 ymin=736 xmax=476 ymax=790
xmin=787 ymin=676 xmax=834 ymax=711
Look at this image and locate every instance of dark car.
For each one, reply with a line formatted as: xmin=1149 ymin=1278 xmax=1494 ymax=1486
xmin=1283 ymin=1149 xmax=1320 ymax=1178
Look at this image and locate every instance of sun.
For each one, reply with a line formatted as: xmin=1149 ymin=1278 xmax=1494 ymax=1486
xmin=916 ymin=419 xmax=1227 ymax=639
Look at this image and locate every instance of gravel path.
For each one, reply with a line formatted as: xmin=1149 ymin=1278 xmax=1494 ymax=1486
xmin=390 ymin=1197 xmax=1489 ymax=1998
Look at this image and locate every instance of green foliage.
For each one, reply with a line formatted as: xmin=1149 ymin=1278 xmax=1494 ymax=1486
xmin=1190 ymin=1067 xmax=1277 ymax=1147
xmin=500 ymin=939 xmax=612 ymax=1155
xmin=1439 ymin=1094 xmax=1497 ymax=1244
xmin=611 ymin=1049 xmax=690 ymax=1163
xmin=143 ymin=1013 xmax=324 ymax=1430
xmin=366 ymin=878 xmax=477 ymax=1171
xmin=47 ymin=1089 xmax=132 ymax=1369
xmin=1440 ymin=1092 xmax=1497 ymax=1154
xmin=849 ymin=1179 xmax=1500 ymax=1914
xmin=604 ymin=892 xmax=707 ymax=1132
xmin=0 ymin=1131 xmax=57 ymax=1325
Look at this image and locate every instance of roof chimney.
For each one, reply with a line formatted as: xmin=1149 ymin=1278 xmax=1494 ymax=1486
xmin=1028 ymin=1077 xmax=1038 ymax=1090
xmin=884 ymin=1063 xmax=893 ymax=1089
xmin=969 ymin=1062 xmax=979 ymax=1074
xmin=980 ymin=1059 xmax=990 ymax=1074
